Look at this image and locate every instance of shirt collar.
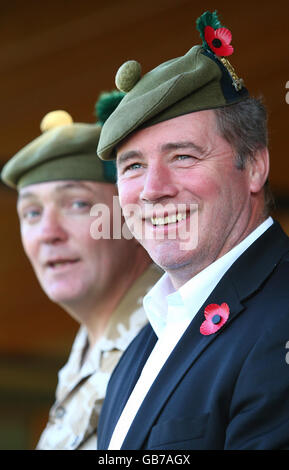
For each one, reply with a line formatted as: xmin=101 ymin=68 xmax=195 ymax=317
xmin=144 ymin=217 xmax=273 ymax=338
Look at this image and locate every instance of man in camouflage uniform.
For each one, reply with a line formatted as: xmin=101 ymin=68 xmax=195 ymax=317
xmin=1 ymin=104 xmax=161 ymax=449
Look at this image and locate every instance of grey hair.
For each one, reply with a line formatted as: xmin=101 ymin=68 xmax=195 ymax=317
xmin=214 ymin=97 xmax=274 ymax=213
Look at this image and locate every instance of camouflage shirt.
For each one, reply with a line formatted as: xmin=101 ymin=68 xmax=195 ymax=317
xmin=36 ymin=265 xmax=162 ymax=450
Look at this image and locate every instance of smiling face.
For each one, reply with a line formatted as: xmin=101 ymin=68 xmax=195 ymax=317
xmin=17 ymin=180 xmax=134 ymax=309
xmin=116 ymin=110 xmax=267 ymax=288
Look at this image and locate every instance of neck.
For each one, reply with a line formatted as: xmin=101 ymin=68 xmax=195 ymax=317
xmin=61 ymin=249 xmax=152 ymax=348
xmin=168 ymin=203 xmax=267 ymax=290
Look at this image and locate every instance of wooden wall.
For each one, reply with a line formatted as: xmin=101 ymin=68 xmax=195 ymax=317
xmin=0 ymin=0 xmax=288 ymax=449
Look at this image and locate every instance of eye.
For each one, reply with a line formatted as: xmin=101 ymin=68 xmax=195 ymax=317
xmin=176 ymin=154 xmax=192 ymax=161
xmin=22 ymin=208 xmax=42 ymax=222
xmin=120 ymin=162 xmax=143 ymax=175
xmin=125 ymin=162 xmax=142 ymax=171
xmin=70 ymin=200 xmax=92 ymax=212
xmin=174 ymin=154 xmax=198 ymax=167
xmin=72 ymin=200 xmax=90 ymax=208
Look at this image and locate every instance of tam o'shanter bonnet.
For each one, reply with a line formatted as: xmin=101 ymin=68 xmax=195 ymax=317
xmin=97 ymin=11 xmax=249 ymax=161
xmin=1 ymin=91 xmax=125 ymax=189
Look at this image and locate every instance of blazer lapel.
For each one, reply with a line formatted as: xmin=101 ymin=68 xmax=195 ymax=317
xmin=122 ymin=221 xmax=289 ymax=449
xmin=122 ymin=278 xmax=243 ymax=449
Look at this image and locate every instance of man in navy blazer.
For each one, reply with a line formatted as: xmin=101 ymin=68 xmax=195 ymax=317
xmin=96 ymin=11 xmax=289 ymax=450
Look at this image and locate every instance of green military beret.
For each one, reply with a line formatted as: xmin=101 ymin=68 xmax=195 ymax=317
xmin=1 ymin=91 xmax=125 ymax=189
xmin=97 ymin=11 xmax=249 ymax=160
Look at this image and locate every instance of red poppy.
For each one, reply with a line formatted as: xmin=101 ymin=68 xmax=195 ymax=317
xmin=200 ymin=302 xmax=230 ymax=336
xmin=204 ymin=26 xmax=234 ymax=57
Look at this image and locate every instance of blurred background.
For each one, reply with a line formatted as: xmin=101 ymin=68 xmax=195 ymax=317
xmin=0 ymin=0 xmax=288 ymax=450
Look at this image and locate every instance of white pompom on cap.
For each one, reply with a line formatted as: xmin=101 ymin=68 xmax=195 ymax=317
xmin=115 ymin=60 xmax=142 ymax=93
xmin=40 ymin=110 xmax=73 ymax=133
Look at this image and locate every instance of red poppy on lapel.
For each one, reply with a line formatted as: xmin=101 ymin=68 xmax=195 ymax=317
xmin=200 ymin=303 xmax=230 ymax=335
xmin=204 ymin=26 xmax=234 ymax=57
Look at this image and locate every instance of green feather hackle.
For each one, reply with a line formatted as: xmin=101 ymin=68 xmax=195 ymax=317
xmin=95 ymin=90 xmax=125 ymax=125
xmin=94 ymin=90 xmax=125 ymax=182
xmin=101 ymin=159 xmax=117 ymax=183
xmin=196 ymin=10 xmax=222 ymax=46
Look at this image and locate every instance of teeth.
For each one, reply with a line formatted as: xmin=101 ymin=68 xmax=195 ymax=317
xmin=51 ymin=262 xmax=66 ymax=267
xmin=50 ymin=261 xmax=72 ymax=267
xmin=151 ymin=213 xmax=187 ymax=226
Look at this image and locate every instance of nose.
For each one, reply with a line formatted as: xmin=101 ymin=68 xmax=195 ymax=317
xmin=39 ymin=208 xmax=68 ymax=244
xmin=140 ymin=163 xmax=178 ymax=203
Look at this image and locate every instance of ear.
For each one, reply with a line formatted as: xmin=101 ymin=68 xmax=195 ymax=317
xmin=248 ymin=147 xmax=270 ymax=194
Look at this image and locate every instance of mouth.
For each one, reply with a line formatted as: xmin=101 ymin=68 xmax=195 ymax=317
xmin=46 ymin=259 xmax=80 ymax=269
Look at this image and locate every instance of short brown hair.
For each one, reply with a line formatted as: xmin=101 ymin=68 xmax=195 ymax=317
xmin=214 ymin=97 xmax=274 ymax=214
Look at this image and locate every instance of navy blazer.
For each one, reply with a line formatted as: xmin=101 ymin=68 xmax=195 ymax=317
xmin=98 ymin=222 xmax=289 ymax=450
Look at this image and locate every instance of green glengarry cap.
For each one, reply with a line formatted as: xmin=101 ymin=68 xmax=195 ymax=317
xmin=1 ymin=91 xmax=125 ymax=189
xmin=1 ymin=114 xmax=105 ymax=189
xmin=97 ymin=12 xmax=249 ymax=161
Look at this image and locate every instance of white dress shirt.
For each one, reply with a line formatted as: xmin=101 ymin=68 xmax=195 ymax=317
xmin=108 ymin=218 xmax=273 ymax=449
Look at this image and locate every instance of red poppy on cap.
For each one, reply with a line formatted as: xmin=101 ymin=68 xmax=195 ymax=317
xmin=200 ymin=302 xmax=230 ymax=336
xmin=204 ymin=26 xmax=234 ymax=57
